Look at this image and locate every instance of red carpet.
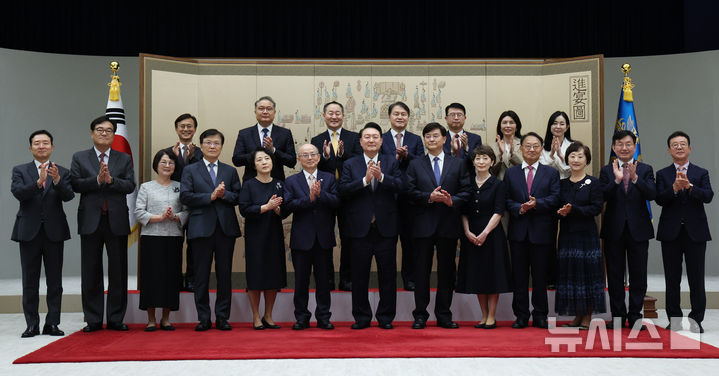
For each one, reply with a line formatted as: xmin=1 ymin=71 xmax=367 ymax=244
xmin=14 ymin=321 xmax=719 ymax=363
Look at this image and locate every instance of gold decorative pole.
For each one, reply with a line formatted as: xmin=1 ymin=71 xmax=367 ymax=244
xmin=108 ymin=61 xmax=122 ymax=101
xmin=621 ymin=63 xmax=634 ymax=102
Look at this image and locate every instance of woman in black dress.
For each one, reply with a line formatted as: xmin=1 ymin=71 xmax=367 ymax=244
xmin=239 ymin=147 xmax=288 ymax=330
xmin=555 ymin=142 xmax=606 ymax=329
xmin=457 ymin=145 xmax=511 ymax=329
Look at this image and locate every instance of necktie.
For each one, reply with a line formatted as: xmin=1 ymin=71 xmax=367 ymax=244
xmin=182 ymin=145 xmax=189 ymax=164
xmin=433 ymin=156 xmax=441 ymax=186
xmin=622 ymin=163 xmax=630 ymax=192
xmin=99 ymin=152 xmax=108 ymax=213
xmin=368 ymin=160 xmax=376 ymax=191
xmin=332 ymin=131 xmax=340 ymax=179
xmin=308 ymin=173 xmax=315 ymax=189
xmin=39 ymin=163 xmax=48 ymax=188
xmin=454 ymin=134 xmax=461 ymax=157
xmin=209 ymin=163 xmax=217 ymax=186
xmin=395 ymin=132 xmax=403 ymax=149
xmin=262 ymin=128 xmax=269 ymax=144
xmin=526 ymin=165 xmax=534 ymax=194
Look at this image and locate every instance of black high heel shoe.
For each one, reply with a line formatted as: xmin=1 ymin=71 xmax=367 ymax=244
xmin=261 ymin=317 xmax=281 ymax=329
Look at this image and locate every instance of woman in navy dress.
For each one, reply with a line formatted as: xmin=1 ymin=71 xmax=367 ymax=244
xmin=457 ymin=145 xmax=511 ymax=329
xmin=555 ymin=142 xmax=606 ymax=329
xmin=239 ymin=147 xmax=288 ymax=330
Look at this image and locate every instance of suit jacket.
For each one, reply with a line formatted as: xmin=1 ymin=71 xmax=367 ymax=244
xmin=558 ymin=175 xmax=603 ymax=234
xmin=504 ymin=163 xmax=560 ymax=244
xmin=655 ymin=163 xmax=713 ymax=242
xmin=599 ymin=161 xmax=656 ymax=241
xmin=180 ymin=160 xmax=242 ymax=239
xmin=164 ymin=145 xmax=203 ymax=182
xmin=406 ymin=154 xmax=471 ymax=239
xmin=380 ymin=130 xmax=425 ymax=172
xmin=71 ymin=148 xmax=136 ymax=236
xmin=11 ymin=161 xmax=75 ymax=242
xmin=284 ymin=170 xmax=340 ymax=251
xmin=443 ymin=130 xmax=482 ymax=160
xmin=310 ymin=128 xmax=362 ymax=177
xmin=232 ymin=125 xmax=296 ymax=181
xmin=337 ymin=154 xmax=403 ymax=238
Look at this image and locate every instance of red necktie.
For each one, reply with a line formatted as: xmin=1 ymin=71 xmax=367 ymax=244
xmin=526 ymin=165 xmax=534 ymax=194
xmin=454 ymin=134 xmax=461 ymax=157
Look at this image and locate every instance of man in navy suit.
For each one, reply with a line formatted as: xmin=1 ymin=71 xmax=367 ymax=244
xmin=163 ymin=113 xmax=203 ymax=292
xmin=656 ymin=131 xmax=713 ymax=333
xmin=443 ymin=103 xmax=482 ymax=163
xmin=232 ymin=96 xmax=296 ymax=182
xmin=406 ymin=122 xmax=471 ymax=329
xmin=71 ymin=115 xmax=136 ymax=332
xmin=504 ymin=132 xmax=560 ymax=329
xmin=600 ymin=130 xmax=656 ymax=331
xmin=338 ymin=122 xmax=403 ymax=329
xmin=12 ymin=130 xmax=74 ymax=338
xmin=311 ymin=101 xmax=362 ymax=292
xmin=380 ymin=101 xmax=424 ymax=291
xmin=284 ymin=144 xmax=340 ymax=330
xmin=181 ymin=129 xmax=242 ymax=331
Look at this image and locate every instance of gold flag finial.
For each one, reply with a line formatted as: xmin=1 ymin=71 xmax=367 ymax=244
xmin=621 ymin=63 xmax=634 ymax=102
xmin=108 ymin=61 xmax=121 ymax=101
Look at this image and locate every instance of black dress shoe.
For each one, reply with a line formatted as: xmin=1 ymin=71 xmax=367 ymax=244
xmin=511 ymin=319 xmax=528 ymax=329
xmin=378 ymin=322 xmax=394 ymax=329
xmin=338 ymin=280 xmax=352 ymax=292
xmin=474 ymin=322 xmax=486 ymax=328
xmin=532 ymin=318 xmax=548 ymax=329
xmin=484 ymin=322 xmax=497 ymax=329
xmin=628 ymin=320 xmax=646 ymax=331
xmin=351 ymin=321 xmax=370 ymax=329
xmin=21 ymin=325 xmax=40 ymax=338
xmin=82 ymin=323 xmax=103 ymax=333
xmin=160 ymin=323 xmax=175 ymax=331
xmin=144 ymin=324 xmax=157 ymax=332
xmin=606 ymin=318 xmax=626 ymax=330
xmin=690 ymin=321 xmax=705 ymax=334
xmin=411 ymin=319 xmax=426 ymax=329
xmin=42 ymin=324 xmax=65 ymax=336
xmin=261 ymin=318 xmax=280 ymax=329
xmin=216 ymin=320 xmax=232 ymax=331
xmin=404 ymin=281 xmax=416 ymax=291
xmin=292 ymin=321 xmax=310 ymax=330
xmin=437 ymin=321 xmax=459 ymax=329
xmin=195 ymin=321 xmax=212 ymax=331
xmin=316 ymin=321 xmax=334 ymax=330
xmin=253 ymin=323 xmax=265 ymax=330
xmin=107 ymin=322 xmax=129 ymax=331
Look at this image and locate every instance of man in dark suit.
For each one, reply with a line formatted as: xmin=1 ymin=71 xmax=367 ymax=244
xmin=71 ymin=115 xmax=136 ymax=332
xmin=504 ymin=132 xmax=560 ymax=329
xmin=380 ymin=101 xmax=424 ymax=291
xmin=656 ymin=131 xmax=713 ymax=334
xmin=406 ymin=122 xmax=471 ymax=329
xmin=443 ymin=102 xmax=482 ymax=162
xmin=311 ymin=101 xmax=362 ymax=292
xmin=600 ymin=130 xmax=656 ymax=331
xmin=232 ymin=96 xmax=296 ymax=182
xmin=338 ymin=122 xmax=403 ymax=329
xmin=180 ymin=129 xmax=242 ymax=331
xmin=164 ymin=113 xmax=203 ymax=292
xmin=284 ymin=143 xmax=340 ymax=330
xmin=12 ymin=130 xmax=74 ymax=338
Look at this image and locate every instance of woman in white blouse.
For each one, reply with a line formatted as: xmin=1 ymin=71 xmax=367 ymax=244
xmin=135 ymin=150 xmax=188 ymax=331
xmin=489 ymin=110 xmax=523 ymax=180
xmin=540 ymin=111 xmax=573 ymax=179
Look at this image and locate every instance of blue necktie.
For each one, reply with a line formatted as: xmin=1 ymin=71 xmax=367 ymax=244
xmin=433 ymin=156 xmax=441 ymax=186
xmin=262 ymin=128 xmax=269 ymax=144
xmin=208 ymin=163 xmax=217 ymax=186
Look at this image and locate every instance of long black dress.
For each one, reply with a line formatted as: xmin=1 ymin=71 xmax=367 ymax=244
xmin=456 ymin=175 xmax=512 ymax=294
xmin=239 ymin=177 xmax=288 ymax=290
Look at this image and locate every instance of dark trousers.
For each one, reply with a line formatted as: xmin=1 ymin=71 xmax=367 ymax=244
xmin=190 ymin=226 xmax=235 ymax=322
xmin=510 ymin=240 xmax=549 ymax=321
xmin=662 ymin=225 xmax=706 ymax=323
xmin=292 ymin=242 xmax=332 ymax=323
xmin=184 ymin=227 xmax=194 ymax=285
xmin=413 ymin=236 xmax=457 ymax=323
xmin=398 ymin=196 xmax=415 ymax=286
xmin=19 ymin=225 xmax=63 ymax=327
xmin=604 ymin=224 xmax=648 ymax=323
xmin=350 ymin=227 xmax=397 ymax=324
xmin=546 ymin=219 xmax=559 ymax=285
xmin=80 ymin=214 xmax=128 ymax=325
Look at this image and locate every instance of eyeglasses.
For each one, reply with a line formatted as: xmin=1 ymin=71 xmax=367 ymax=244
xmin=446 ymin=112 xmax=465 ymax=118
xmin=94 ymin=128 xmax=114 ymax=135
xmin=299 ymin=152 xmax=319 ymax=159
xmin=670 ymin=142 xmax=688 ymax=149
xmin=522 ymin=144 xmax=542 ymax=150
xmin=159 ymin=161 xmax=175 ymax=166
xmin=177 ymin=124 xmax=195 ymax=130
xmin=257 ymin=106 xmax=274 ymax=113
xmin=202 ymin=141 xmax=221 ymax=147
